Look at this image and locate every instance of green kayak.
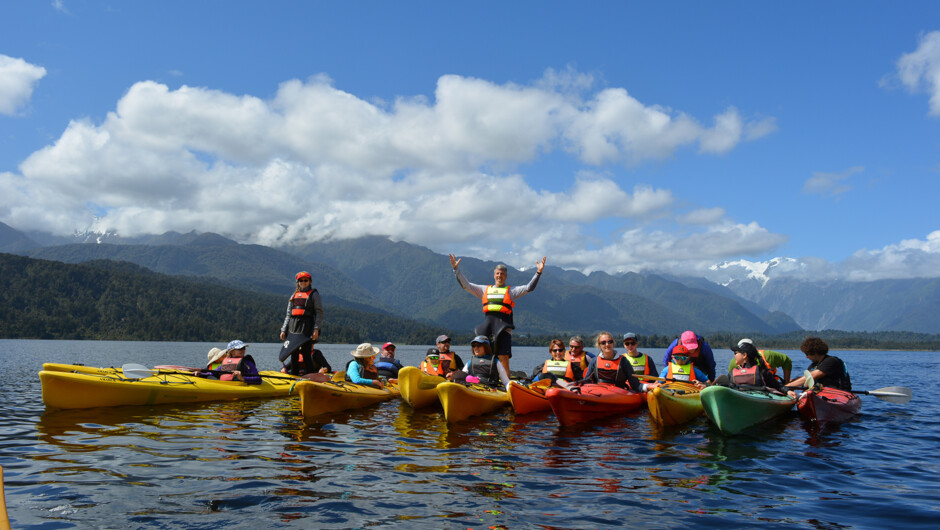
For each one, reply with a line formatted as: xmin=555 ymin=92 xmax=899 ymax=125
xmin=700 ymin=385 xmax=796 ymax=435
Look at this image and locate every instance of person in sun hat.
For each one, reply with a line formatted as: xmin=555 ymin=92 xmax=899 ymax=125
xmin=346 ymin=343 xmax=385 ymax=389
xmin=205 ymin=347 xmax=228 ymax=370
xmin=622 ymin=332 xmax=657 ymax=377
xmin=195 ymin=340 xmax=261 ymax=384
xmin=662 ymin=330 xmax=716 ymax=382
xmin=725 ymin=338 xmax=793 ymax=384
xmin=659 ymin=343 xmax=707 ymax=389
xmin=279 ymin=271 xmax=324 ymax=375
xmin=375 ymin=342 xmax=405 ymax=378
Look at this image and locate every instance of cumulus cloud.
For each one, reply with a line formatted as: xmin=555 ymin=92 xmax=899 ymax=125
xmin=1 ymin=69 xmax=784 ymax=273
xmin=0 ymin=54 xmax=47 ymax=115
xmin=897 ymin=31 xmax=940 ymax=115
xmin=839 ymin=231 xmax=940 ymax=281
xmin=802 ymin=166 xmax=863 ymax=197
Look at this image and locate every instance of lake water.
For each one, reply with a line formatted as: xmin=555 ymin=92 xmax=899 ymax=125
xmin=2 ymin=339 xmax=939 ymax=528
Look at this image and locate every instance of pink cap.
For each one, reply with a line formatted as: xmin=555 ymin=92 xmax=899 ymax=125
xmin=680 ymin=331 xmax=698 ymax=350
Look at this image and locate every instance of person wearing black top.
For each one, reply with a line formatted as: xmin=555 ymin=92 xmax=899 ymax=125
xmin=786 ymin=336 xmax=852 ymax=391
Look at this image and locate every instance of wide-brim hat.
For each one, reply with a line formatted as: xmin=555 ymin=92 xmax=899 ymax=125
xmin=207 ymin=347 xmax=226 ymax=364
xmin=351 ymin=343 xmax=380 ymax=358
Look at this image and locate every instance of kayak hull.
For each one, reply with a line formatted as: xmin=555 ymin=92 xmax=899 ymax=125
xmin=647 ymin=382 xmax=703 ymax=426
xmin=1 ymin=465 xmax=9 ymax=530
xmin=296 ymin=380 xmax=400 ymax=420
xmin=507 ymin=381 xmax=551 ymax=415
xmin=700 ymin=385 xmax=796 ymax=435
xmin=436 ymin=382 xmax=509 ymax=422
xmin=545 ymin=383 xmax=644 ymax=426
xmin=797 ymin=387 xmax=861 ymax=423
xmin=398 ymin=366 xmax=446 ymax=409
xmin=39 ymin=364 xmax=297 ymax=410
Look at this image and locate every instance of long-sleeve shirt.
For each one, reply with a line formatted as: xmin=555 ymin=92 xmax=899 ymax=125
xmin=663 ymin=336 xmax=716 ymax=381
xmin=578 ymin=354 xmax=647 ymax=393
xmin=454 ymin=268 xmax=541 ymax=305
xmin=347 ymin=360 xmax=378 ymax=385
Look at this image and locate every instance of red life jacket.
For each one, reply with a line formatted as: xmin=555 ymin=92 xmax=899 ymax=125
xmin=732 ymin=364 xmax=760 ymax=386
xmin=217 ymin=356 xmax=242 ymax=381
xmin=290 ymin=289 xmax=317 ymax=317
xmin=439 ymin=352 xmax=457 ymax=372
xmin=594 ymin=355 xmax=623 ymax=384
xmin=565 ymin=350 xmax=588 ymax=369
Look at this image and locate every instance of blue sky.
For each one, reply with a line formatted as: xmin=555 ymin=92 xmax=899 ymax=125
xmin=2 ymin=1 xmax=940 ymax=281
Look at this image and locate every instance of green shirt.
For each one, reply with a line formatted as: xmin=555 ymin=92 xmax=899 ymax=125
xmin=727 ymin=349 xmax=792 ymax=373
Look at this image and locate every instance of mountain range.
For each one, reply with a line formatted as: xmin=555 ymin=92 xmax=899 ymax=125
xmin=2 ymin=221 xmax=939 ymax=335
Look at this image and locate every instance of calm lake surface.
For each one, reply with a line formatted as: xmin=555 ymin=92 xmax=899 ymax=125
xmin=2 ymin=339 xmax=939 ymax=528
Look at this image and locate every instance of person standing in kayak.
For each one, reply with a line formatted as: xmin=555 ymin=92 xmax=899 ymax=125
xmin=662 ymin=330 xmax=717 ymax=382
xmin=576 ymin=332 xmax=658 ymax=393
xmin=622 ymin=332 xmax=657 ymax=377
xmin=449 ymin=255 xmax=546 ymax=375
xmin=728 ymin=342 xmax=795 ymax=397
xmin=280 ymin=271 xmax=324 ymax=376
xmin=726 ymin=338 xmax=792 ymax=383
xmin=785 ymin=337 xmax=852 ymax=391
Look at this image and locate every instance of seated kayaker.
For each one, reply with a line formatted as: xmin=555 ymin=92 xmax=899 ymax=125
xmin=659 ymin=344 xmax=708 ymax=389
xmin=195 ymin=340 xmax=261 ymax=384
xmin=281 ymin=348 xmax=331 ymax=376
xmin=784 ymin=337 xmax=852 ymax=391
xmin=346 ymin=343 xmax=387 ymax=388
xmin=726 ymin=338 xmax=792 ymax=384
xmin=450 ymin=335 xmax=511 ymax=389
xmin=575 ymin=332 xmax=658 ymax=393
xmin=435 ymin=334 xmax=466 ymax=378
xmin=622 ymin=332 xmax=657 ymax=377
xmin=531 ymin=339 xmax=581 ymax=383
xmin=205 ymin=347 xmax=227 ymax=370
xmin=375 ymin=342 xmax=405 ymax=378
xmin=728 ymin=342 xmax=795 ymax=397
xmin=420 ymin=348 xmax=449 ymax=377
xmin=565 ymin=336 xmax=594 ymax=371
xmin=662 ymin=330 xmax=717 ymax=382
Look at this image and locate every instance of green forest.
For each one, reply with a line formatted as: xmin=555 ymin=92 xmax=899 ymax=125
xmin=2 ymin=252 xmax=939 ymax=350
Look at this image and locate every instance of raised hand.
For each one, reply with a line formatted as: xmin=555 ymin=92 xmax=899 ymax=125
xmin=536 ymin=256 xmax=546 ymax=274
xmin=449 ymin=254 xmax=461 ymax=270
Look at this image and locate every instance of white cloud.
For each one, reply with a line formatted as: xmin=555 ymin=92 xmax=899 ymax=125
xmin=897 ymin=31 xmax=940 ymax=115
xmin=839 ymin=231 xmax=940 ymax=281
xmin=0 ymin=55 xmax=47 ymax=116
xmin=1 ymin=69 xmax=784 ymax=274
xmin=802 ymin=166 xmax=863 ymax=197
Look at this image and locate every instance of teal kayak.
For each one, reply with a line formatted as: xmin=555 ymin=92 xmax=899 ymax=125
xmin=700 ymin=385 xmax=796 ymax=435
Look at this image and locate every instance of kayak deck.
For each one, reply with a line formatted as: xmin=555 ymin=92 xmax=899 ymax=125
xmin=39 ymin=364 xmax=298 ymax=410
xmin=296 ymin=379 xmax=400 ymax=421
xmin=437 ymin=382 xmax=509 ymax=422
xmin=545 ymin=383 xmax=644 ymax=426
xmin=507 ymin=381 xmax=552 ymax=415
xmin=700 ymin=385 xmax=796 ymax=435
xmin=647 ymin=382 xmax=703 ymax=426
xmin=798 ymin=387 xmax=861 ymax=423
xmin=398 ymin=366 xmax=446 ymax=409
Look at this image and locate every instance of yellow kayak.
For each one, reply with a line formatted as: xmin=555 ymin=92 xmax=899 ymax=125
xmin=647 ymin=382 xmax=703 ymax=426
xmin=39 ymin=363 xmax=299 ymax=410
xmin=437 ymin=382 xmax=509 ymax=423
xmin=295 ymin=379 xmax=400 ymax=421
xmin=1 ymin=465 xmax=9 ymax=530
xmin=398 ymin=366 xmax=446 ymax=409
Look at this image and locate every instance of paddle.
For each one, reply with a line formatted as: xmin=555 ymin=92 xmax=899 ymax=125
xmin=331 ymin=371 xmax=346 ymax=382
xmin=121 ymin=363 xmax=306 ymax=382
xmin=854 ymin=387 xmax=912 ymax=404
xmin=803 ymin=369 xmax=815 ymax=389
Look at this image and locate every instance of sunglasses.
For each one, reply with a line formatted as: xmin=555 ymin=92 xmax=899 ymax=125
xmin=599 ymin=340 xmax=614 ymax=345
xmin=550 ymin=348 xmax=564 ymax=353
xmin=623 ymin=341 xmax=637 ymax=345
xmin=297 ymin=279 xmax=311 ymax=282
xmin=673 ymin=355 xmax=689 ymax=361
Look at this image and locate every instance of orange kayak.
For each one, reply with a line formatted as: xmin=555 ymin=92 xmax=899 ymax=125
xmin=507 ymin=381 xmax=551 ymax=415
xmin=545 ymin=383 xmax=645 ymax=426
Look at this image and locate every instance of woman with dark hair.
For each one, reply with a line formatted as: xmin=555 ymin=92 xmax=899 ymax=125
xmin=729 ymin=342 xmax=795 ymax=397
xmin=786 ymin=337 xmax=852 ymax=391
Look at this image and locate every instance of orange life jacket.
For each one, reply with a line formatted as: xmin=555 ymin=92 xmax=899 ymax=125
xmin=290 ymin=289 xmax=317 ymax=317
xmin=594 ymin=355 xmax=623 ymax=384
xmin=482 ymin=285 xmax=514 ymax=314
xmin=217 ymin=356 xmax=242 ymax=381
xmin=666 ymin=362 xmax=697 ymax=382
xmin=420 ymin=360 xmax=447 ymax=376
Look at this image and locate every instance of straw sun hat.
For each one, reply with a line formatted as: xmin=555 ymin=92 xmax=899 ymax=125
xmin=351 ymin=343 xmax=380 ymax=358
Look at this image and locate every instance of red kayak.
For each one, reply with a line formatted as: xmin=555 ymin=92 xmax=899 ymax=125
xmin=797 ymin=386 xmax=861 ymax=423
xmin=545 ymin=383 xmax=645 ymax=426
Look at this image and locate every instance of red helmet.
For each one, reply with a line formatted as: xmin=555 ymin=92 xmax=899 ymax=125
xmin=295 ymin=271 xmax=312 ymax=281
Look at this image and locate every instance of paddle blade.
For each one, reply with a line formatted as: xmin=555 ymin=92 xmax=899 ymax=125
xmin=862 ymin=386 xmax=912 ymax=404
xmin=531 ymin=378 xmax=553 ymax=388
xmin=331 ymin=371 xmax=346 ymax=382
xmin=122 ymin=363 xmax=155 ymax=379
xmin=803 ymin=369 xmax=815 ymax=389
